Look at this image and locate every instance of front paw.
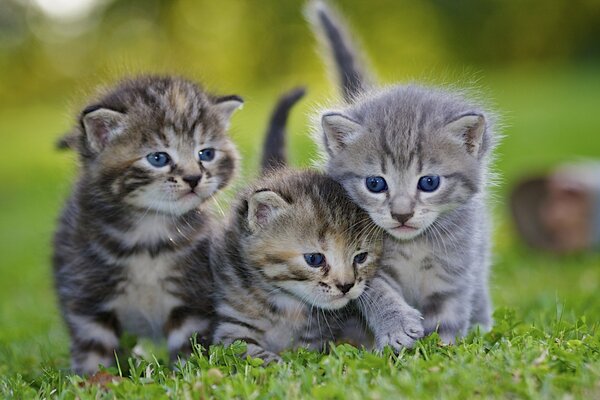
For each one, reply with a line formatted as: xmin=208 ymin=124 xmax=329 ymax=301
xmin=375 ymin=308 xmax=424 ymax=352
xmin=246 ymin=346 xmax=282 ymax=365
xmin=259 ymin=351 xmax=282 ymax=365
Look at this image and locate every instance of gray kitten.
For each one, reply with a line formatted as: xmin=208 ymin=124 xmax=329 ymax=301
xmin=302 ymin=1 xmax=497 ymax=349
xmin=211 ymin=89 xmax=382 ymax=363
xmin=53 ymin=76 xmax=242 ymax=374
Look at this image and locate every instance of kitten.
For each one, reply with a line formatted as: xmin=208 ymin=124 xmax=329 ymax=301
xmin=53 ymin=76 xmax=243 ymax=375
xmin=302 ymin=1 xmax=497 ymax=348
xmin=211 ymin=88 xmax=382 ymax=363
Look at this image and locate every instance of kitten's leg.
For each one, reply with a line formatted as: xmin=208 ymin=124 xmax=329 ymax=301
xmin=469 ymin=283 xmax=493 ymax=332
xmin=213 ymin=315 xmax=281 ymax=364
xmin=67 ymin=312 xmax=120 ymax=375
xmin=421 ymin=288 xmax=473 ymax=344
xmin=358 ymin=273 xmax=424 ymax=352
xmin=165 ymin=306 xmax=213 ymax=362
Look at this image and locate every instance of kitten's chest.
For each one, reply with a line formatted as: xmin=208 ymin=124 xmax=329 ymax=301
xmin=383 ymin=240 xmax=453 ymax=307
xmin=110 ymin=253 xmax=182 ymax=340
xmin=264 ymin=295 xmax=313 ymax=353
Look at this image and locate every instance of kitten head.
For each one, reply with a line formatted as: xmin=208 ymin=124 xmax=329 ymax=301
xmin=316 ymin=85 xmax=496 ymax=240
xmin=74 ymin=76 xmax=242 ymax=215
xmin=241 ymin=170 xmax=383 ymax=310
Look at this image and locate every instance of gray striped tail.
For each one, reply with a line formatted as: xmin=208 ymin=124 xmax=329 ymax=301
xmin=306 ymin=0 xmax=371 ymax=102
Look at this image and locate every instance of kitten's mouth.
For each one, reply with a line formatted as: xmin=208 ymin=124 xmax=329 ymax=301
xmin=393 ymin=224 xmax=417 ymax=231
xmin=179 ymin=190 xmax=199 ymax=200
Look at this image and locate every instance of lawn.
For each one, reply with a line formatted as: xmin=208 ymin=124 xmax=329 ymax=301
xmin=1 ymin=65 xmax=599 ymax=399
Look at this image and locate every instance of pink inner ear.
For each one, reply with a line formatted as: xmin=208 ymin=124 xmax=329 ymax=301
xmin=84 ymin=109 xmax=125 ymax=150
xmin=91 ymin=119 xmax=111 ymax=146
xmin=255 ymin=203 xmax=272 ymax=225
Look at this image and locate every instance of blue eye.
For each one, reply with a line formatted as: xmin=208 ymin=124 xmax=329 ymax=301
xmin=418 ymin=175 xmax=441 ymax=192
xmin=303 ymin=253 xmax=326 ymax=268
xmin=146 ymin=152 xmax=170 ymax=167
xmin=365 ymin=176 xmax=388 ymax=193
xmin=198 ymin=148 xmax=215 ymax=162
xmin=354 ymin=252 xmax=368 ymax=264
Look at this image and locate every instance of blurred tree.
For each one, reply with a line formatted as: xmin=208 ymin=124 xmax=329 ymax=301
xmin=0 ymin=0 xmax=599 ymax=107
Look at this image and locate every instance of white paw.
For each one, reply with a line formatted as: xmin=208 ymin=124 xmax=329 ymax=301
xmin=375 ymin=308 xmax=424 ymax=351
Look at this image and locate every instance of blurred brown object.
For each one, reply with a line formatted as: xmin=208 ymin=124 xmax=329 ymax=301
xmin=510 ymin=162 xmax=600 ymax=253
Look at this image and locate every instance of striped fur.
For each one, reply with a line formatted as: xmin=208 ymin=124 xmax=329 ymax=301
xmin=212 ymin=92 xmax=381 ymax=361
xmin=305 ymin=2 xmax=497 ymax=349
xmin=211 ymin=169 xmax=383 ymax=362
xmin=53 ymin=76 xmax=242 ymax=375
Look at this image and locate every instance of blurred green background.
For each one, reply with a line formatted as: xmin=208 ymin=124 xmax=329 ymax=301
xmin=1 ymin=0 xmax=600 ymax=378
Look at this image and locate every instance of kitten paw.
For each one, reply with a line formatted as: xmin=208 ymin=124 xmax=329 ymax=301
xmin=247 ymin=347 xmax=282 ymax=365
xmin=375 ymin=308 xmax=424 ymax=351
xmin=255 ymin=351 xmax=282 ymax=365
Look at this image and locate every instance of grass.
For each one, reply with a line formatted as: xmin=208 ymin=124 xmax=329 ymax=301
xmin=1 ymin=65 xmax=600 ymax=398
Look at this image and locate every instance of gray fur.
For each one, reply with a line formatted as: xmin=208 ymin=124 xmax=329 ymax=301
xmin=53 ymin=76 xmax=242 ymax=374
xmin=307 ymin=3 xmax=496 ymax=349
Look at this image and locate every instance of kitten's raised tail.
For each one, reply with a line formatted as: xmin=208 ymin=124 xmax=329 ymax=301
xmin=261 ymin=87 xmax=306 ymax=174
xmin=305 ymin=0 xmax=372 ymax=102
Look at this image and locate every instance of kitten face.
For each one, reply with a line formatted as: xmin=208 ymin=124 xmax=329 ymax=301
xmin=244 ymin=173 xmax=382 ymax=310
xmin=319 ymin=86 xmax=491 ymax=240
xmin=78 ymin=77 xmax=242 ymax=216
xmin=98 ymin=123 xmax=238 ymax=215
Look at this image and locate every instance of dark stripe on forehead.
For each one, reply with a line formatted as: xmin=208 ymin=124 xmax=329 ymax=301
xmin=318 ymin=226 xmax=328 ymax=246
xmin=188 ymin=116 xmax=202 ymax=140
xmin=379 ymin=156 xmax=387 ymax=174
xmin=379 ymin=134 xmax=397 ymax=169
xmin=416 ymin=138 xmax=424 ymax=172
xmin=155 ymin=128 xmax=169 ymax=147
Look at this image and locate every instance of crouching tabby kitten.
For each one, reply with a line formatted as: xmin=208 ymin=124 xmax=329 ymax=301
xmin=211 ymin=89 xmax=382 ymax=363
xmin=304 ymin=1 xmax=497 ymax=348
xmin=53 ymin=76 xmax=242 ymax=375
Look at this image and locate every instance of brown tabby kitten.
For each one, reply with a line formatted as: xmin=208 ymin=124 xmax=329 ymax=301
xmin=211 ymin=89 xmax=383 ymax=363
xmin=53 ymin=76 xmax=242 ymax=375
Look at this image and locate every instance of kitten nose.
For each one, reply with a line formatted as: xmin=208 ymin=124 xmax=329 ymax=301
xmin=392 ymin=212 xmax=414 ymax=224
xmin=182 ymin=175 xmax=202 ymax=189
xmin=336 ymin=282 xmax=354 ymax=295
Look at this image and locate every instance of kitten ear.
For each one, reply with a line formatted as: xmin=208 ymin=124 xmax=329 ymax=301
xmin=321 ymin=112 xmax=363 ymax=154
xmin=444 ymin=113 xmax=486 ymax=156
xmin=81 ymin=107 xmax=127 ymax=153
xmin=213 ymin=95 xmax=244 ymax=125
xmin=247 ymin=190 xmax=289 ymax=231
